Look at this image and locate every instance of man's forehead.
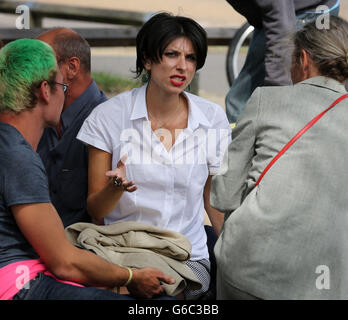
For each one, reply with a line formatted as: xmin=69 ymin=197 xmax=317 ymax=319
xmin=38 ymin=28 xmax=75 ymax=41
xmin=37 ymin=32 xmax=55 ymax=45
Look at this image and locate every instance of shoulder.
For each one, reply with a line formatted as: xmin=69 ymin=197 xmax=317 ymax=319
xmin=3 ymin=145 xmax=45 ymax=175
xmin=78 ymin=87 xmax=143 ymax=149
xmin=0 ymin=125 xmax=42 ymax=169
xmin=2 ymin=149 xmax=49 ymax=206
xmin=252 ymin=85 xmax=295 ymax=107
xmin=248 ymin=85 xmax=293 ymax=118
xmin=1 ymin=144 xmax=48 ymax=198
xmin=255 ymin=83 xmax=319 ymax=108
xmin=88 ymin=87 xmax=141 ymax=120
xmin=186 ymin=92 xmax=220 ymax=109
xmin=185 ymin=92 xmax=230 ymax=127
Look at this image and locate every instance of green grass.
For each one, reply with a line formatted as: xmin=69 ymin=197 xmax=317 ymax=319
xmin=92 ymin=72 xmax=142 ymax=97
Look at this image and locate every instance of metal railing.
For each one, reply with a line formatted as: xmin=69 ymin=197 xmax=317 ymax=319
xmin=0 ymin=1 xmax=238 ymax=94
xmin=0 ymin=1 xmax=237 ymax=46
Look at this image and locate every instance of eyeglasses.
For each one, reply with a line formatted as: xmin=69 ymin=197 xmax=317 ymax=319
xmin=54 ymin=81 xmax=69 ymax=93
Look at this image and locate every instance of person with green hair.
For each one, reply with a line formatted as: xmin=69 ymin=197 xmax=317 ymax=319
xmin=0 ymin=38 xmax=175 ymax=300
xmin=0 ymin=38 xmax=58 ymax=113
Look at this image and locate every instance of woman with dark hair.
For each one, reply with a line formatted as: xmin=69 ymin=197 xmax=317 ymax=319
xmin=211 ymin=15 xmax=348 ymax=299
xmin=134 ymin=12 xmax=208 ymax=78
xmin=77 ymin=13 xmax=231 ymax=299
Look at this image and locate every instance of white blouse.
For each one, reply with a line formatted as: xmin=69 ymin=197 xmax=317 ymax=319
xmin=77 ymin=85 xmax=231 ymax=260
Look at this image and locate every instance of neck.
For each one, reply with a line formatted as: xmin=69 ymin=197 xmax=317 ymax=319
xmin=0 ymin=109 xmax=45 ymax=151
xmin=64 ymin=74 xmax=92 ymax=111
xmin=145 ymin=82 xmax=184 ymax=119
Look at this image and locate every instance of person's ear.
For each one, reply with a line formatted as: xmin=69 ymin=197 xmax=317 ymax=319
xmin=63 ymin=56 xmax=80 ymax=80
xmin=38 ymin=80 xmax=50 ymax=104
xmin=300 ymin=49 xmax=310 ymax=78
xmin=144 ymin=58 xmax=152 ymax=71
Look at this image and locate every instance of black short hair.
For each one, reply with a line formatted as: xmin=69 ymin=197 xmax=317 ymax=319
xmin=135 ymin=12 xmax=207 ymax=77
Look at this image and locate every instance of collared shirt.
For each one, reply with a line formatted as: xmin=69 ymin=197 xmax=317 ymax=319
xmin=37 ymin=80 xmax=107 ymax=227
xmin=77 ymin=85 xmax=231 ymax=261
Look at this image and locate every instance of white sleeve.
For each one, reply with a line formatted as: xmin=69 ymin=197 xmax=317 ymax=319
xmin=207 ymin=106 xmax=232 ymax=176
xmin=76 ymin=100 xmax=121 ymax=154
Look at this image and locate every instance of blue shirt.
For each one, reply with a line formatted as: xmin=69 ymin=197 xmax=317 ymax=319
xmin=0 ymin=122 xmax=50 ymax=268
xmin=37 ymin=80 xmax=107 ymax=227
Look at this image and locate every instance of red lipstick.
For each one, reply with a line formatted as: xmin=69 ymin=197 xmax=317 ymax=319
xmin=170 ymin=74 xmax=186 ymax=87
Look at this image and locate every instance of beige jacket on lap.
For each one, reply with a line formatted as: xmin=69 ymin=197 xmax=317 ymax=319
xmin=65 ymin=221 xmax=201 ymax=296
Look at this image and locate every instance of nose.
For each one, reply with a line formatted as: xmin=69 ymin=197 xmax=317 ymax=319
xmin=176 ymin=54 xmax=187 ymax=71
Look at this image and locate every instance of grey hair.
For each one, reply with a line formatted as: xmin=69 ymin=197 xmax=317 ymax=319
xmin=292 ymin=15 xmax=348 ymax=82
xmin=51 ymin=30 xmax=91 ymax=73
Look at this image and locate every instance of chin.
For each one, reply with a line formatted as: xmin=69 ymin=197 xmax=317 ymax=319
xmin=162 ymin=87 xmax=182 ymax=96
xmin=171 ymin=83 xmax=187 ymax=93
xmin=46 ymin=119 xmax=60 ymax=128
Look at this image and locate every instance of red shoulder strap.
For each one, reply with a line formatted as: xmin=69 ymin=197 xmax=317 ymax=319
xmin=255 ymin=93 xmax=348 ymax=187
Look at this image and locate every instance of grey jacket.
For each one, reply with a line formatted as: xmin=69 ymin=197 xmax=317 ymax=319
xmin=211 ymin=76 xmax=348 ymax=299
xmin=65 ymin=221 xmax=201 ymax=296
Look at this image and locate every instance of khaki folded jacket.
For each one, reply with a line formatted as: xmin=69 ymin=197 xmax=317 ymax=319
xmin=65 ymin=221 xmax=201 ymax=296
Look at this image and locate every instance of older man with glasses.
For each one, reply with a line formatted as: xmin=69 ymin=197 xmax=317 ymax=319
xmin=36 ymin=28 xmax=108 ymax=227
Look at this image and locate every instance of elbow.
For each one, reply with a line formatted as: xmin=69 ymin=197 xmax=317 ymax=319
xmin=204 ymin=197 xmax=213 ymax=213
xmin=48 ymin=259 xmax=76 ymax=282
xmin=86 ymin=196 xmax=102 ymax=221
xmin=44 ymin=248 xmax=79 ymax=282
xmin=87 ymin=192 xmax=119 ymax=221
xmin=86 ymin=204 xmax=97 ymax=221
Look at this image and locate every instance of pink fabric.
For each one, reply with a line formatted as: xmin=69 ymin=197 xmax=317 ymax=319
xmin=0 ymin=259 xmax=83 ymax=300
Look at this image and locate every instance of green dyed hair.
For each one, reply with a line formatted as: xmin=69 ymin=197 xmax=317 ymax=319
xmin=0 ymin=38 xmax=58 ymax=113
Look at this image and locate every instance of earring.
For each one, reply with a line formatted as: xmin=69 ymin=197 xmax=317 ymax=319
xmin=141 ymin=71 xmax=149 ymax=83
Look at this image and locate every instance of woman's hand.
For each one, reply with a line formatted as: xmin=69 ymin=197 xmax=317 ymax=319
xmin=127 ymin=268 xmax=175 ymax=299
xmin=87 ymin=148 xmax=136 ymax=220
xmin=105 ymin=155 xmax=137 ymax=193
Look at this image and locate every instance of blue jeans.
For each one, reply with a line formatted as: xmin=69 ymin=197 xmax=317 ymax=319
xmin=225 ymin=2 xmax=340 ymax=124
xmin=225 ymin=27 xmax=265 ymax=123
xmin=12 ymin=273 xmax=176 ymax=300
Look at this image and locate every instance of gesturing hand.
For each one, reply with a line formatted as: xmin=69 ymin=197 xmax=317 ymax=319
xmin=105 ymin=155 xmax=137 ymax=192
